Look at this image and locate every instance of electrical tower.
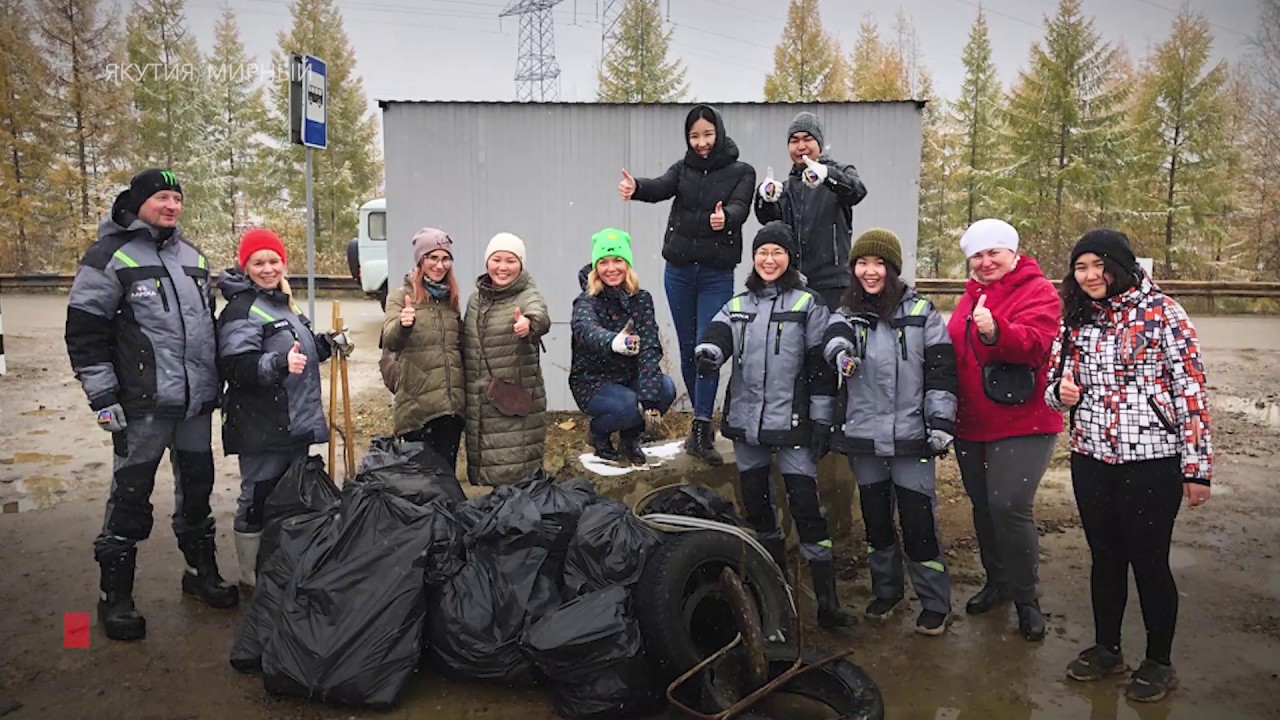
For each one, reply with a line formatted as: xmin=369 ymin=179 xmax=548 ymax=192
xmin=600 ymin=0 xmax=625 ymax=58
xmin=500 ymin=0 xmax=566 ymax=102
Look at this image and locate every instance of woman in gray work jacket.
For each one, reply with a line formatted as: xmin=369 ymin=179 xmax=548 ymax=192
xmin=694 ymin=221 xmax=857 ymax=630
xmin=823 ymin=228 xmax=958 ymax=636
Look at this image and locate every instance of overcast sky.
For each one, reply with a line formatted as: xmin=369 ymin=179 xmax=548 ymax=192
xmin=182 ymin=0 xmax=1257 ymax=111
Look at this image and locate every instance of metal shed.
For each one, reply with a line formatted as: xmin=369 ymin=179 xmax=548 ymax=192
xmin=379 ymin=101 xmax=923 ymax=412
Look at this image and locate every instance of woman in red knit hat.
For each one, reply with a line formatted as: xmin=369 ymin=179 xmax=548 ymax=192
xmin=946 ymin=218 xmax=1063 ymax=642
xmin=215 ymin=228 xmax=352 ymax=588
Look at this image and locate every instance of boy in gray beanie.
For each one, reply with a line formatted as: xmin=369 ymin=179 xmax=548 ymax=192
xmin=755 ymin=111 xmax=868 ymax=309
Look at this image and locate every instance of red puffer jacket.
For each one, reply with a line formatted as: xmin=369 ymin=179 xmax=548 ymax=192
xmin=947 ymin=255 xmax=1064 ymax=442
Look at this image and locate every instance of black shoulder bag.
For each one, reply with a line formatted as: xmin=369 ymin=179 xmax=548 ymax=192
xmin=966 ymin=316 xmax=1040 ymax=406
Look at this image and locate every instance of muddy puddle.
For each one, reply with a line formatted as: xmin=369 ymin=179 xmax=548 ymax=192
xmin=1215 ymin=394 xmax=1280 ymax=427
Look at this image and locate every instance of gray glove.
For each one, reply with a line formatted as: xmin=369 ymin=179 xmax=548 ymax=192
xmin=96 ymin=403 xmax=128 ymax=433
xmin=326 ymin=327 xmax=355 ymax=357
xmin=835 ymin=349 xmax=859 ymax=377
xmin=927 ymin=429 xmax=954 ymax=454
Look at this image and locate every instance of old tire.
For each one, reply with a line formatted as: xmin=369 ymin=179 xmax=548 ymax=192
xmin=703 ymin=645 xmax=884 ymax=720
xmin=346 ymin=237 xmax=360 ymax=281
xmin=634 ymin=530 xmax=790 ymax=686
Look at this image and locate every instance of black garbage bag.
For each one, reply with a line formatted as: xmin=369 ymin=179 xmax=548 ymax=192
xmin=517 ymin=470 xmax=597 ymax=521
xmin=639 ymin=484 xmax=742 ymax=526
xmin=465 ymin=483 xmax=568 ymax=626
xmin=355 ymin=435 xmax=465 ymax=506
xmin=257 ymin=455 xmax=341 ymax=571
xmin=259 ymin=482 xmax=439 ymax=709
xmin=427 ymin=547 xmax=535 ymax=684
xmin=521 ymin=585 xmax=660 ymax=720
xmin=559 ymin=476 xmax=599 ymax=498
xmin=564 ymin=500 xmax=661 ymax=596
xmin=230 ymin=502 xmax=338 ymax=674
xmin=421 ymin=501 xmax=466 ymax=587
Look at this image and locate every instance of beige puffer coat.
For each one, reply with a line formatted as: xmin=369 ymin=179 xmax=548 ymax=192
xmin=462 ymin=271 xmax=550 ymax=486
xmin=381 ymin=276 xmax=466 ymax=436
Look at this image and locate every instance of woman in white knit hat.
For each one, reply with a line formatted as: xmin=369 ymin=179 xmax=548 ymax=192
xmin=460 ymin=232 xmax=551 ymax=486
xmin=945 ymin=218 xmax=1063 ymax=642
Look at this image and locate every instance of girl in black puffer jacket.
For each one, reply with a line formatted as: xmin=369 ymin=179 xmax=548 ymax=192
xmin=618 ymin=104 xmax=756 ymax=464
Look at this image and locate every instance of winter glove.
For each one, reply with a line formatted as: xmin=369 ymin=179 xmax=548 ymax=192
xmin=643 ymin=408 xmax=665 ymax=437
xmin=694 ymin=346 xmax=719 ymax=376
xmin=96 ymin=403 xmax=127 ymax=433
xmin=835 ymin=349 xmax=859 ymax=378
xmin=927 ymin=429 xmax=954 ymax=454
xmin=810 ymin=423 xmax=832 ymax=463
xmin=758 ymin=166 xmax=782 ymax=203
xmin=611 ymin=320 xmax=640 ymax=356
xmin=801 ymin=156 xmax=828 ymax=188
xmin=327 ymin=327 xmax=355 ymax=357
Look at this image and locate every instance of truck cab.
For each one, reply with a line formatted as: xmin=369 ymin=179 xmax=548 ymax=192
xmin=346 ymin=198 xmax=388 ymax=308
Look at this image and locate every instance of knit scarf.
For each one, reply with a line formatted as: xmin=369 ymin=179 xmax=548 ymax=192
xmin=423 ymin=276 xmax=451 ymax=301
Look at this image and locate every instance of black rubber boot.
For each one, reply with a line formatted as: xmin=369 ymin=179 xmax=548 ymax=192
xmin=590 ymin=429 xmax=619 ymax=461
xmin=179 ymin=526 xmax=240 ymax=609
xmin=1016 ymin=600 xmax=1046 ymax=641
xmin=759 ymin=535 xmax=788 ymax=576
xmin=965 ymin=582 xmax=1011 ymax=615
xmin=618 ymin=427 xmax=647 ymax=466
xmin=98 ymin=546 xmax=146 ymax=641
xmin=687 ymin=419 xmax=724 ymax=466
xmin=809 ymin=559 xmax=858 ymax=629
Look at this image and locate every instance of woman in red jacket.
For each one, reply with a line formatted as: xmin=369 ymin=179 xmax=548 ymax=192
xmin=946 ymin=219 xmax=1063 ymax=642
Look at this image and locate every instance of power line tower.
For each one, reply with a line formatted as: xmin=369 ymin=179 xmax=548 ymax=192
xmin=600 ymin=0 xmax=625 ymax=57
xmin=500 ymin=0 xmax=566 ymax=101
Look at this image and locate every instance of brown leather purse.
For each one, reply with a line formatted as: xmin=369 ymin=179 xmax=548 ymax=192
xmin=480 ymin=310 xmax=534 ymax=417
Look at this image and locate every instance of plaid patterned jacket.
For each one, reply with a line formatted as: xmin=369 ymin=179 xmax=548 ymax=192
xmin=1046 ymin=273 xmax=1213 ymax=483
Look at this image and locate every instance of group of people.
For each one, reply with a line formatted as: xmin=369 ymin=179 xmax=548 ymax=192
xmin=66 ymin=104 xmax=1213 ymax=705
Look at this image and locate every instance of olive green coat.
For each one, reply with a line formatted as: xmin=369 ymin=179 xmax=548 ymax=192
xmin=462 ymin=271 xmax=550 ymax=486
xmin=381 ymin=276 xmax=466 ymax=436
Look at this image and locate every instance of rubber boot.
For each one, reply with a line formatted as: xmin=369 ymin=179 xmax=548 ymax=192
xmin=590 ymin=429 xmax=619 ymax=462
xmin=234 ymin=531 xmax=261 ymax=589
xmin=618 ymin=427 xmax=647 ymax=466
xmin=759 ymin=535 xmax=788 ymax=576
xmin=98 ymin=546 xmax=146 ymax=641
xmin=179 ymin=526 xmax=240 ymax=609
xmin=809 ymin=559 xmax=858 ymax=629
xmin=688 ymin=418 xmax=724 ymax=466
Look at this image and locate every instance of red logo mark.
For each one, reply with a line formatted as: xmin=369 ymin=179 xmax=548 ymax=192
xmin=64 ymin=612 xmax=90 ymax=649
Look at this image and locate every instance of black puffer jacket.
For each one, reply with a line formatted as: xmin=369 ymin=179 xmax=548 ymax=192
xmin=568 ymin=265 xmax=665 ymax=412
xmin=632 ymin=105 xmax=756 ymax=270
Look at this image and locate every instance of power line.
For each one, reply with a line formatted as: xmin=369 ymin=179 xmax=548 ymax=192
xmin=1131 ymin=0 xmax=1252 ymax=40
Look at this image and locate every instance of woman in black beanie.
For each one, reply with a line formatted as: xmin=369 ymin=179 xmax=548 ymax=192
xmin=1046 ymin=229 xmax=1214 ymax=702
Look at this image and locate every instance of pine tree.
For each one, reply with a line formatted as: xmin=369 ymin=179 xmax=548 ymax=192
xmin=193 ymin=7 xmax=266 ymax=265
xmin=0 ymin=0 xmax=58 ymax=271
xmin=1131 ymin=9 xmax=1230 ymax=278
xmin=35 ymin=0 xmax=127 ymax=238
xmin=917 ymin=72 xmax=961 ymax=277
xmin=259 ymin=0 xmax=381 ymax=269
xmin=123 ymin=0 xmax=201 ymax=169
xmin=763 ymin=0 xmax=846 ymax=102
xmin=949 ymin=9 xmax=1004 ymax=227
xmin=1209 ymin=65 xmax=1253 ymax=280
xmin=596 ymin=0 xmax=687 ymax=102
xmin=1002 ymin=0 xmax=1132 ymax=269
xmin=847 ymin=16 xmax=906 ymax=100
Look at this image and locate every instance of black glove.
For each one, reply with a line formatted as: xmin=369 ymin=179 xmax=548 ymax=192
xmin=694 ymin=346 xmax=719 ymax=376
xmin=810 ymin=423 xmax=832 ymax=463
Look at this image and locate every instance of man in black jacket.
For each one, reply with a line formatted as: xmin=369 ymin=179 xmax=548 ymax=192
xmin=754 ymin=111 xmax=868 ymax=309
xmin=65 ymin=169 xmax=238 ymax=642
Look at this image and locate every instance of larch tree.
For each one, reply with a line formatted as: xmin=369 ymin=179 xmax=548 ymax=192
xmin=0 ymin=0 xmax=58 ymax=271
xmin=1248 ymin=0 xmax=1280 ymax=280
xmin=949 ymin=9 xmax=1005 ymax=227
xmin=1003 ymin=0 xmax=1132 ymax=269
xmin=763 ymin=0 xmax=847 ymax=101
xmin=260 ymin=0 xmax=381 ymax=267
xmin=847 ymin=16 xmax=906 ymax=100
xmin=596 ymin=0 xmax=687 ymax=102
xmin=1132 ymin=9 xmax=1231 ymax=278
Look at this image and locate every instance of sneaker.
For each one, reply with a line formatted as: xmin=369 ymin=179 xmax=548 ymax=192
xmin=865 ymin=596 xmax=902 ymax=623
xmin=1066 ymin=644 xmax=1127 ymax=682
xmin=915 ymin=609 xmax=948 ymax=636
xmin=1125 ymin=659 xmax=1178 ymax=703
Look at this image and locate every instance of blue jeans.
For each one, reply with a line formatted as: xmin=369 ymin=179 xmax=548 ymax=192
xmin=664 ymin=263 xmax=735 ymax=420
xmin=585 ymin=375 xmax=677 ymax=435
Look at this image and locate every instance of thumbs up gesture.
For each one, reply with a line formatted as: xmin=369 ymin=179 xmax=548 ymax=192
xmin=710 ymin=201 xmax=726 ymax=231
xmin=287 ymin=340 xmax=307 ymax=374
xmin=758 ymin=166 xmax=782 ymax=202
xmin=801 ymin=155 xmax=828 ymax=188
xmin=1059 ymin=368 xmax=1080 ymax=407
xmin=618 ymin=168 xmax=636 ymax=201
xmin=972 ymin=294 xmax=995 ymax=339
xmin=513 ymin=307 xmax=531 ymax=338
xmin=400 ymin=292 xmax=416 ymax=327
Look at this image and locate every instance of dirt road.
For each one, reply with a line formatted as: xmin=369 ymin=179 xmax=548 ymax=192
xmin=1 ymin=293 xmax=1277 ymax=720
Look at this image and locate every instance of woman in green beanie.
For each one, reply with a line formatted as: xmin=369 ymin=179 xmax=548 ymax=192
xmin=569 ymin=228 xmax=676 ymax=464
xmin=823 ymin=227 xmax=959 ymax=635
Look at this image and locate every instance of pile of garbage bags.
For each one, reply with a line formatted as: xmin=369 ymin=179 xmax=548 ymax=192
xmin=229 ymin=436 xmax=676 ymax=718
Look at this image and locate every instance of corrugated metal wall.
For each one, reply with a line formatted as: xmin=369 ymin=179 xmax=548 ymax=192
xmin=381 ymin=101 xmax=922 ymax=411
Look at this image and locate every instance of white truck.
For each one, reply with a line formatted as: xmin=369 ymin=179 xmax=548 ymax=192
xmin=345 ymin=197 xmax=389 ymax=308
